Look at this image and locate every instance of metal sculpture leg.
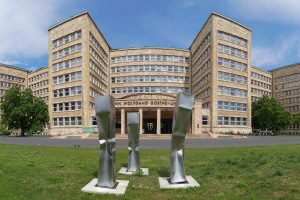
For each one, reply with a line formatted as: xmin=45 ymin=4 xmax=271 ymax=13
xmin=127 ymin=112 xmax=140 ymax=172
xmin=95 ymin=95 xmax=117 ymax=188
xmin=170 ymin=92 xmax=194 ymax=184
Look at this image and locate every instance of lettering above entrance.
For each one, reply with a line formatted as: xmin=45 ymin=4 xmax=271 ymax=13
xmin=115 ymin=93 xmax=176 ymax=108
xmin=115 ymin=100 xmax=176 ymax=107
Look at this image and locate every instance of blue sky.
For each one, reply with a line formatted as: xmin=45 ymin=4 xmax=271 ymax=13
xmin=1 ymin=0 xmax=300 ymax=71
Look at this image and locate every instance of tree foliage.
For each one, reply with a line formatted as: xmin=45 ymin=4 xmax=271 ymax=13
xmin=252 ymin=95 xmax=292 ymax=133
xmin=0 ymin=86 xmax=49 ymax=136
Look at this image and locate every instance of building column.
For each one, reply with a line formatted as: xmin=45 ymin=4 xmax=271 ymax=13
xmin=139 ymin=108 xmax=143 ymax=134
xmin=157 ymin=108 xmax=161 ymax=134
xmin=121 ymin=109 xmax=125 ymax=134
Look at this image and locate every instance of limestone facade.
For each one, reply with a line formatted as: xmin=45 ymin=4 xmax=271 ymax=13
xmin=0 ymin=64 xmax=29 ymax=120
xmin=250 ymin=66 xmax=272 ymax=102
xmin=272 ymin=63 xmax=300 ymax=133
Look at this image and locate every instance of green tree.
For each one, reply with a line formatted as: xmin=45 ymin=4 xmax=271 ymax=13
xmin=0 ymin=86 xmax=49 ymax=136
xmin=293 ymin=112 xmax=300 ymax=125
xmin=252 ymin=95 xmax=292 ymax=133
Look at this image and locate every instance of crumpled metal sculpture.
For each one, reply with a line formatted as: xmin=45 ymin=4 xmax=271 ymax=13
xmin=170 ymin=92 xmax=194 ymax=184
xmin=126 ymin=112 xmax=140 ymax=172
xmin=94 ymin=95 xmax=117 ymax=188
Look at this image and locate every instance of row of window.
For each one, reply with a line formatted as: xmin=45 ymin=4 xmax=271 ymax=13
xmin=53 ymin=43 xmax=82 ymax=60
xmin=111 ymin=55 xmax=189 ymax=63
xmin=218 ymin=86 xmax=247 ymax=98
xmin=192 ymin=46 xmax=211 ymax=69
xmin=53 ymin=101 xmax=82 ymax=112
xmin=218 ymin=71 xmax=247 ymax=84
xmin=90 ymin=73 xmax=108 ymax=91
xmin=275 ymin=88 xmax=300 ymax=97
xmin=192 ymin=60 xmax=210 ymax=82
xmin=90 ymin=60 xmax=108 ymax=80
xmin=278 ymin=97 xmax=300 ymax=104
xmin=218 ymin=116 xmax=247 ymax=126
xmin=53 ymin=71 xmax=82 ymax=85
xmin=218 ymin=101 xmax=247 ymax=111
xmin=192 ymin=73 xmax=210 ymax=92
xmin=218 ymin=44 xmax=247 ymax=59
xmin=251 ymin=88 xmax=271 ymax=96
xmin=53 ymin=117 xmax=82 ymax=126
xmin=41 ymin=96 xmax=49 ymax=102
xmin=0 ymin=73 xmax=25 ymax=83
xmin=217 ymin=31 xmax=247 ymax=47
xmin=275 ymin=80 xmax=300 ymax=90
xmin=90 ymin=87 xmax=105 ymax=98
xmin=192 ymin=33 xmax=211 ymax=60
xmin=0 ymin=81 xmax=25 ymax=89
xmin=251 ymin=96 xmax=261 ymax=102
xmin=52 ymin=30 xmax=82 ymax=48
xmin=218 ymin=57 xmax=247 ymax=72
xmin=111 ymin=65 xmax=189 ymax=73
xmin=111 ymin=86 xmax=189 ymax=94
xmin=33 ymin=88 xmax=48 ymax=96
xmin=53 ymin=57 xmax=82 ymax=72
xmin=251 ymin=71 xmax=271 ymax=82
xmin=89 ymin=33 xmax=108 ymax=59
xmin=275 ymin=72 xmax=300 ymax=83
xmin=285 ymin=105 xmax=300 ymax=112
xmin=202 ymin=102 xmax=210 ymax=109
xmin=195 ymin=88 xmax=210 ymax=100
xmin=251 ymin=80 xmax=271 ymax=90
xmin=28 ymin=72 xmax=48 ymax=83
xmin=53 ymin=86 xmax=82 ymax=98
xmin=111 ymin=75 xmax=189 ymax=84
xmin=28 ymin=80 xmax=49 ymax=89
xmin=90 ymin=46 xmax=108 ymax=68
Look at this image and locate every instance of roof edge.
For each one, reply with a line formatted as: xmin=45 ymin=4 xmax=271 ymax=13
xmin=271 ymin=62 xmax=300 ymax=72
xmin=189 ymin=12 xmax=251 ymax=49
xmin=0 ymin=63 xmax=31 ymax=73
xmin=111 ymin=46 xmax=189 ymax=52
xmin=48 ymin=11 xmax=111 ymax=49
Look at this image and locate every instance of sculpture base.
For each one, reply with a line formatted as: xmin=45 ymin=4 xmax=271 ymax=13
xmin=81 ymin=178 xmax=129 ymax=195
xmin=158 ymin=176 xmax=200 ymax=189
xmin=118 ymin=167 xmax=149 ymax=175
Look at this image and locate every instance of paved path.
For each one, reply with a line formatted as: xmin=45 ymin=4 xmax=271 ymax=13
xmin=1 ymin=136 xmax=300 ymax=148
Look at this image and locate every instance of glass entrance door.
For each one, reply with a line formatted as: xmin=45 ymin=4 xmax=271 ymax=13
xmin=143 ymin=119 xmax=156 ymax=134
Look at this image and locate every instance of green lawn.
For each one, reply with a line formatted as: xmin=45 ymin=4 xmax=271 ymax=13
xmin=0 ymin=144 xmax=299 ymax=200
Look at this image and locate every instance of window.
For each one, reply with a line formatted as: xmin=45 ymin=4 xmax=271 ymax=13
xmin=218 ymin=101 xmax=223 ymax=109
xmin=71 ymin=102 xmax=76 ymax=110
xmin=230 ymin=117 xmax=235 ymax=125
xmin=218 ymin=72 xmax=222 ymax=80
xmin=218 ymin=116 xmax=222 ymax=125
xmin=224 ymin=102 xmax=229 ymax=110
xmin=92 ymin=116 xmax=97 ymax=125
xmin=202 ymin=116 xmax=209 ymax=126
xmin=224 ymin=117 xmax=229 ymax=125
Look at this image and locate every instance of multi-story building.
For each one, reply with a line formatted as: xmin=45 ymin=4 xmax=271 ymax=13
xmin=28 ymin=67 xmax=50 ymax=102
xmin=1 ymin=11 xmax=260 ymax=135
xmin=47 ymin=12 xmax=110 ymax=135
xmin=190 ymin=13 xmax=252 ymax=133
xmin=0 ymin=64 xmax=29 ymax=119
xmin=272 ymin=63 xmax=300 ymax=133
xmin=250 ymin=66 xmax=272 ymax=101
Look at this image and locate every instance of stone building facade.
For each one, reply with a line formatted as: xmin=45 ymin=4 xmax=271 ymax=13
xmin=0 ymin=64 xmax=29 ymax=120
xmin=250 ymin=66 xmax=272 ymax=102
xmin=2 ymin=11 xmax=278 ymax=135
xmin=272 ymin=63 xmax=300 ymax=133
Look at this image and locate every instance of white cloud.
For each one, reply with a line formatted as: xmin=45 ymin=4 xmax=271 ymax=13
xmin=252 ymin=35 xmax=300 ymax=68
xmin=0 ymin=0 xmax=69 ymax=65
xmin=228 ymin=0 xmax=300 ymax=25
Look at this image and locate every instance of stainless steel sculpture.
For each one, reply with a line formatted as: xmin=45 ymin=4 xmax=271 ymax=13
xmin=95 ymin=95 xmax=117 ymax=188
xmin=170 ymin=92 xmax=194 ymax=184
xmin=126 ymin=112 xmax=140 ymax=172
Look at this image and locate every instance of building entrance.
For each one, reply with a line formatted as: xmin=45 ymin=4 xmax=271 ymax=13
xmin=143 ymin=119 xmax=156 ymax=134
xmin=143 ymin=118 xmax=172 ymax=134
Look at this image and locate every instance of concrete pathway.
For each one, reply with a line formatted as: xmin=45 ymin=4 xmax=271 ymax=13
xmin=1 ymin=136 xmax=300 ymax=149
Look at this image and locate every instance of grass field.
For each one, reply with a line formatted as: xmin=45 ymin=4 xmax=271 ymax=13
xmin=0 ymin=144 xmax=299 ymax=200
